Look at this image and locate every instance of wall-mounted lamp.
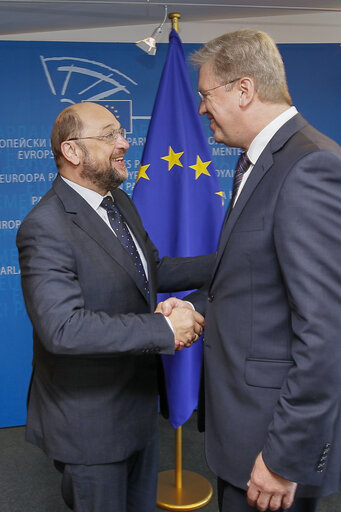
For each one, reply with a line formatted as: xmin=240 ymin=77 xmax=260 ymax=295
xmin=136 ymin=4 xmax=168 ymax=56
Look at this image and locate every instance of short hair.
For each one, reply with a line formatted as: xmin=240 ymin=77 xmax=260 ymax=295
xmin=191 ymin=29 xmax=292 ymax=105
xmin=50 ymin=106 xmax=84 ymax=168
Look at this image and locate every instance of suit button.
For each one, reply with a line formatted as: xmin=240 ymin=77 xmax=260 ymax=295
xmin=208 ymin=295 xmax=214 ymax=302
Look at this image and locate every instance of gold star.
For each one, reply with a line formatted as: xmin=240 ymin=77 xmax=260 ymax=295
xmin=161 ymin=146 xmax=184 ymax=171
xmin=136 ymin=163 xmax=150 ymax=183
xmin=215 ymin=191 xmax=226 ymax=207
xmin=189 ymin=156 xmax=212 ymax=180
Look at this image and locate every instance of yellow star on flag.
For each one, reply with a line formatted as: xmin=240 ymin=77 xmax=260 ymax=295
xmin=161 ymin=146 xmax=184 ymax=171
xmin=215 ymin=191 xmax=226 ymax=207
xmin=136 ymin=163 xmax=150 ymax=183
xmin=189 ymin=156 xmax=212 ymax=180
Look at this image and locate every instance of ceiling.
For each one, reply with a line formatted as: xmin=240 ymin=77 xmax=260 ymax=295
xmin=0 ymin=0 xmax=340 ymax=36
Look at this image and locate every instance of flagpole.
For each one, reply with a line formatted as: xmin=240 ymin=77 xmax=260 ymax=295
xmin=175 ymin=425 xmax=182 ymax=489
xmin=156 ymin=15 xmax=213 ymax=510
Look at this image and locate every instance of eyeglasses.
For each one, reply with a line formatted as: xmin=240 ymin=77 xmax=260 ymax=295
xmin=67 ymin=128 xmax=127 ymax=144
xmin=198 ymin=78 xmax=241 ymax=102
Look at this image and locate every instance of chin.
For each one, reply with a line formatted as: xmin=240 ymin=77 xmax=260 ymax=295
xmin=120 ymin=170 xmax=128 ymax=183
xmin=113 ymin=165 xmax=128 ymax=180
xmin=210 ymin=125 xmax=220 ymax=141
xmin=212 ymin=132 xmax=223 ymax=144
xmin=212 ymin=128 xmax=229 ymax=146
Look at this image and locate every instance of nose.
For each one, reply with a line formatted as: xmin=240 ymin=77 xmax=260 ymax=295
xmin=116 ymin=134 xmax=130 ymax=150
xmin=198 ymin=99 xmax=207 ymax=116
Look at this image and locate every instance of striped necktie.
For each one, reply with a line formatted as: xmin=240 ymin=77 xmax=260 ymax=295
xmin=231 ymin=151 xmax=250 ymax=206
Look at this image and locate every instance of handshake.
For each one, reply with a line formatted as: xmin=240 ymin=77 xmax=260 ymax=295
xmin=155 ymin=298 xmax=205 ymax=351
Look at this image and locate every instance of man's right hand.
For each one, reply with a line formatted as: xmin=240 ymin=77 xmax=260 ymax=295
xmin=156 ymin=297 xmax=193 ymax=316
xmin=167 ymin=307 xmax=204 ymax=348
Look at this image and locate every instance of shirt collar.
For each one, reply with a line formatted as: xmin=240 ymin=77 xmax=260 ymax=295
xmin=61 ymin=176 xmax=113 ymax=211
xmin=247 ymin=106 xmax=298 ymax=165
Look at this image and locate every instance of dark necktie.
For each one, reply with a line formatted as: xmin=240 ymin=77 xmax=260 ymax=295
xmin=231 ymin=151 xmax=251 ymax=206
xmin=101 ymin=196 xmax=150 ymax=301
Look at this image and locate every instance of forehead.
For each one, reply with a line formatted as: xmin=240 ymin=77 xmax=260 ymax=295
xmin=198 ymin=61 xmax=219 ymax=90
xmin=78 ymin=103 xmax=119 ymax=132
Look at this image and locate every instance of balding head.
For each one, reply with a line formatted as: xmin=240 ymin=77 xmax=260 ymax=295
xmin=51 ymin=102 xmax=116 ymax=169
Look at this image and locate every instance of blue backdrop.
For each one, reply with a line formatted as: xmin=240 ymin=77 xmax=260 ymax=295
xmin=0 ymin=40 xmax=340 ymax=427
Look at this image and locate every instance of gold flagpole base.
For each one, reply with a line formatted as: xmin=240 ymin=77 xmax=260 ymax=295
xmin=157 ymin=469 xmax=213 ymax=510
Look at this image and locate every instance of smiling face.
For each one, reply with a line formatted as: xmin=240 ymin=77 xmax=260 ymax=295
xmin=62 ymin=102 xmax=130 ymax=194
xmin=198 ymin=61 xmax=243 ymax=148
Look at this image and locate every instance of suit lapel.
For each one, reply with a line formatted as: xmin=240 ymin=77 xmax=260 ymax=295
xmin=53 ymin=176 xmax=150 ymax=303
xmin=217 ymin=149 xmax=274 ymax=255
xmin=211 ymin=113 xmax=307 ymax=284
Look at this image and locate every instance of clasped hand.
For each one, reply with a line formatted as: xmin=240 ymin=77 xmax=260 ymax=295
xmin=155 ymin=298 xmax=204 ymax=351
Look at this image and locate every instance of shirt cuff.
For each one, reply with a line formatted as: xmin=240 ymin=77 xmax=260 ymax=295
xmin=164 ymin=315 xmax=174 ymax=334
xmin=185 ymin=301 xmax=195 ymax=310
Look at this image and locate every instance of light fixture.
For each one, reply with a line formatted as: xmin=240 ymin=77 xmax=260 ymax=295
xmin=136 ymin=4 xmax=168 ymax=56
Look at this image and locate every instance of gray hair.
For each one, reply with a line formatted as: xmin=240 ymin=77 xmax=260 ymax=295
xmin=191 ymin=29 xmax=292 ymax=105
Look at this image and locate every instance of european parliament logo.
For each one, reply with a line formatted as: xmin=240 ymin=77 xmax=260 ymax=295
xmin=40 ymin=55 xmax=136 ymax=133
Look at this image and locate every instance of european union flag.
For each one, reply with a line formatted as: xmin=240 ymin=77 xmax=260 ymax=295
xmin=133 ymin=29 xmax=224 ymax=429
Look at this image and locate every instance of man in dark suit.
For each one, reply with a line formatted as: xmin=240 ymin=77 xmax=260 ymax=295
xmin=162 ymin=29 xmax=341 ymax=512
xmin=16 ymin=101 xmax=213 ymax=512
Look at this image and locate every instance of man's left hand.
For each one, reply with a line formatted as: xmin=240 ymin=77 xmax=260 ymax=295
xmin=247 ymin=452 xmax=297 ymax=511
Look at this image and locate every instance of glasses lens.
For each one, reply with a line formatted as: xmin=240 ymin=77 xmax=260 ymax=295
xmin=103 ymin=128 xmax=126 ymax=143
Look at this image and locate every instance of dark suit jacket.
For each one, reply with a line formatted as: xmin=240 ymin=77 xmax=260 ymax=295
xmin=189 ymin=114 xmax=341 ymax=497
xmin=17 ymin=175 xmax=213 ymax=465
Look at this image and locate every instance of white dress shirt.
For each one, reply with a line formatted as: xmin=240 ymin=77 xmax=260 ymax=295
xmin=233 ymin=106 xmax=298 ymax=207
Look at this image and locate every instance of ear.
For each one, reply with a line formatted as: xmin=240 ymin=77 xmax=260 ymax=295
xmin=60 ymin=140 xmax=81 ymax=166
xmin=238 ymin=77 xmax=255 ymax=107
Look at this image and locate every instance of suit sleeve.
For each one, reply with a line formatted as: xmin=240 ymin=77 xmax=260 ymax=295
xmin=17 ymin=210 xmax=175 ymax=358
xmin=262 ymin=150 xmax=341 ymax=485
xmin=184 ymin=285 xmax=210 ymax=316
xmin=156 ymin=254 xmax=215 ymax=294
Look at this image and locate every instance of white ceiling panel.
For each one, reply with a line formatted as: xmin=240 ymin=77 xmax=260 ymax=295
xmin=0 ymin=0 xmax=340 ymax=35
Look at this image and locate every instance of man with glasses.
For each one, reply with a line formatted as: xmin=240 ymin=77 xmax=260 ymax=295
xmin=16 ymin=101 xmax=213 ymax=512
xmin=163 ymin=29 xmax=341 ymax=512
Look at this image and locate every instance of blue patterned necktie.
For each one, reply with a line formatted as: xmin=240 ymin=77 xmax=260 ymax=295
xmin=231 ymin=151 xmax=251 ymax=206
xmin=101 ymin=196 xmax=150 ymax=301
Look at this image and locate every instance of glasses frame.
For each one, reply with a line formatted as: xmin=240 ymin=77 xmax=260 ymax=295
xmin=198 ymin=78 xmax=242 ymax=102
xmin=67 ymin=127 xmax=127 ymax=144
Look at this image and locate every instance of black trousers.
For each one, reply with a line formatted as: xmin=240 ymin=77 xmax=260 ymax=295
xmin=54 ymin=437 xmax=158 ymax=512
xmin=218 ymin=477 xmax=319 ymax=512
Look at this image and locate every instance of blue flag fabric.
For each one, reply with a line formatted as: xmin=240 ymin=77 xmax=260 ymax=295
xmin=133 ymin=29 xmax=224 ymax=429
